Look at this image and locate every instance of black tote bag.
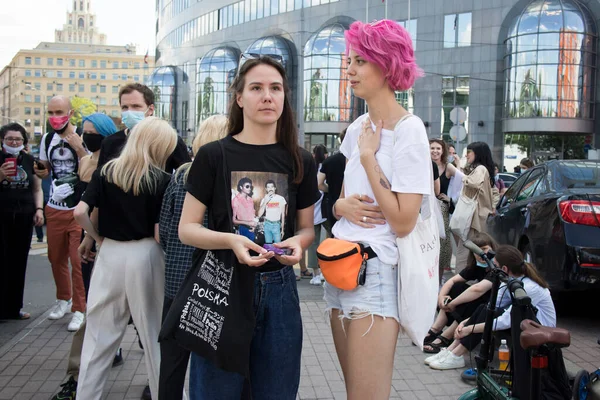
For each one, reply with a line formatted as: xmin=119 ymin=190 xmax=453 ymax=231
xmin=159 ymin=140 xmax=256 ymax=377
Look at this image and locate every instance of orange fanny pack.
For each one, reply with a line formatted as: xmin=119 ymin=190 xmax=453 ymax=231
xmin=316 ymin=238 xmax=375 ymax=291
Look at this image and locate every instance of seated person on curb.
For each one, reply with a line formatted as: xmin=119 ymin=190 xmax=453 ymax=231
xmin=423 ymin=232 xmax=498 ymax=353
xmin=425 ymin=245 xmax=556 ymax=370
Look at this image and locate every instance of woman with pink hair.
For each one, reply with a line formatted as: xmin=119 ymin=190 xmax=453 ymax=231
xmin=325 ymin=20 xmax=430 ymax=399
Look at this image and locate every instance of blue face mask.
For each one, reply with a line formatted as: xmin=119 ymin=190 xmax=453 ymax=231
xmin=121 ymin=110 xmax=147 ymax=130
xmin=476 ymin=261 xmax=488 ymax=268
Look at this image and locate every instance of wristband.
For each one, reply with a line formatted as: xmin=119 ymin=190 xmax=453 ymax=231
xmin=36 ymin=207 xmax=43 ymax=211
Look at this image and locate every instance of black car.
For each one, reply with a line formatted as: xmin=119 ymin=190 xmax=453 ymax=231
xmin=487 ymin=160 xmax=600 ymax=291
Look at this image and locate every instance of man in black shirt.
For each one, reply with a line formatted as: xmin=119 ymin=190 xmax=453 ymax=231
xmin=318 ymin=129 xmax=346 ymax=229
xmin=97 ymin=83 xmax=190 ymax=171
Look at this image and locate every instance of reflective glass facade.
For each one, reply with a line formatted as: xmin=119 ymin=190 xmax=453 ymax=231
xmin=148 ymin=66 xmax=177 ymax=127
xmin=196 ymin=47 xmax=240 ymax=124
xmin=303 ymin=24 xmax=355 ymax=122
xmin=157 ymin=0 xmax=340 ymax=50
xmin=503 ymin=0 xmax=597 ymax=119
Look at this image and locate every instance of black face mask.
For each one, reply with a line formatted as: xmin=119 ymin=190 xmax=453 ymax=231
xmin=83 ymin=133 xmax=104 ymax=152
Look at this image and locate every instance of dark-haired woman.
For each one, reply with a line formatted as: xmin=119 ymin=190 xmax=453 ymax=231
xmin=453 ymin=141 xmax=497 ymax=273
xmin=0 ymin=123 xmax=44 ymax=320
xmin=430 ymin=139 xmax=462 ymax=279
xmin=426 ymin=245 xmax=556 ymax=370
xmin=179 ymin=56 xmax=320 ymax=399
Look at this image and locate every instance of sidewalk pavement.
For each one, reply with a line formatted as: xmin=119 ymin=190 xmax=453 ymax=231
xmin=2 ymin=239 xmax=599 ymax=399
xmin=1 ymin=297 xmax=600 ymax=400
xmin=0 ymin=298 xmax=476 ymax=400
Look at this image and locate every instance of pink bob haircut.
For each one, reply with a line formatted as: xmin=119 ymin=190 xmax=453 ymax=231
xmin=345 ymin=19 xmax=424 ymax=91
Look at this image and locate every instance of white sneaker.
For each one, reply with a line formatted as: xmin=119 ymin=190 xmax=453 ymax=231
xmin=67 ymin=311 xmax=85 ymax=332
xmin=424 ymin=348 xmax=449 ymax=365
xmin=48 ymin=299 xmax=72 ymax=320
xmin=310 ymin=275 xmax=323 ymax=286
xmin=429 ymin=351 xmax=466 ymax=370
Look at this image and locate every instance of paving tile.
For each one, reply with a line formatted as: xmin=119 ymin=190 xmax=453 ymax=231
xmin=0 ymin=300 xmax=598 ymax=400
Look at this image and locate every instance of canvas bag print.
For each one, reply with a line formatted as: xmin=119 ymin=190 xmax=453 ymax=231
xmin=393 ymin=115 xmax=440 ymax=350
xmin=159 ymin=140 xmax=257 ymax=377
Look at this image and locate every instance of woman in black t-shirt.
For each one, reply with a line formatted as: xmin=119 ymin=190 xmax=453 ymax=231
xmin=73 ymin=117 xmax=177 ymax=400
xmin=179 ymin=56 xmax=319 ymax=399
xmin=422 ymin=232 xmax=498 ymax=354
xmin=0 ymin=123 xmax=44 ymax=320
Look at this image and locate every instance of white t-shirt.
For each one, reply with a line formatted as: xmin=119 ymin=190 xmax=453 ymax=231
xmin=332 ymin=113 xmax=432 ymax=265
xmin=313 ymin=163 xmax=327 ymax=225
xmin=263 ymin=193 xmax=287 ymax=222
xmin=39 ymin=132 xmax=79 ymax=211
xmin=493 ymin=277 xmax=556 ymax=331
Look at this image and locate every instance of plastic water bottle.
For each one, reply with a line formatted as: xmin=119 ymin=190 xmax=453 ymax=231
xmin=498 ymin=339 xmax=510 ymax=372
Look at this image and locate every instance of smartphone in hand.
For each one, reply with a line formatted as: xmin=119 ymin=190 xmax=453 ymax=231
xmin=263 ymin=244 xmax=292 ymax=256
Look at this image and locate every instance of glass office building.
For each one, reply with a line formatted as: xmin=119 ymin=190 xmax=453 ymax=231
xmin=153 ymin=0 xmax=600 ymax=161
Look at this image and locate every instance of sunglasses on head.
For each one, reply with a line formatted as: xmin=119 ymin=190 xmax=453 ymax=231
xmin=236 ymin=52 xmax=285 ymax=77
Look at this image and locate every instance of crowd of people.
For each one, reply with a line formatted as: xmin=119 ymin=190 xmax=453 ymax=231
xmin=0 ymin=17 xmax=560 ymax=400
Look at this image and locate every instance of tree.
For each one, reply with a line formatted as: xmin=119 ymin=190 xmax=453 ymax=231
xmin=70 ymin=96 xmax=97 ymax=128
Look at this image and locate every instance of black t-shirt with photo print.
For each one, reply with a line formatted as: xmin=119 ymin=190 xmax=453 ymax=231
xmin=186 ymin=135 xmax=321 ymax=272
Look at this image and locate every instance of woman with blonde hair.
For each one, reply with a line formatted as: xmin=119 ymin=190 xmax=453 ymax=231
xmin=158 ymin=114 xmax=228 ymax=399
xmin=73 ymin=117 xmax=177 ymax=400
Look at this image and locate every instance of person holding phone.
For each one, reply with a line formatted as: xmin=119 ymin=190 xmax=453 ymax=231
xmin=0 ymin=123 xmax=44 ymax=320
xmin=179 ymin=55 xmax=320 ymax=399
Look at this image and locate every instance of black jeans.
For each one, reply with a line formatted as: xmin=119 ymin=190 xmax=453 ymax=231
xmin=158 ymin=296 xmax=191 ymax=400
xmin=460 ymin=303 xmax=508 ymax=351
xmin=0 ymin=211 xmax=34 ymax=319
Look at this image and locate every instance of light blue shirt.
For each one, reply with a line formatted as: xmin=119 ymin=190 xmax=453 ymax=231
xmin=492 ymin=277 xmax=556 ymax=331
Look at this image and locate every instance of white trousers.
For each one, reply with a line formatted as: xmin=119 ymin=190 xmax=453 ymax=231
xmin=77 ymin=237 xmax=165 ymax=400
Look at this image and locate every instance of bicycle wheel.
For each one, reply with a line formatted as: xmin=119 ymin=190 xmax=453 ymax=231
xmin=573 ymin=369 xmax=590 ymax=400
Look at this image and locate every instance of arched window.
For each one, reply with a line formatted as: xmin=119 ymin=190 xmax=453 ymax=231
xmin=148 ymin=66 xmax=177 ymax=127
xmin=196 ymin=47 xmax=240 ymax=124
xmin=504 ymin=0 xmax=596 ymax=119
xmin=78 ymin=18 xmax=84 ymax=29
xmin=303 ymin=24 xmax=355 ymax=122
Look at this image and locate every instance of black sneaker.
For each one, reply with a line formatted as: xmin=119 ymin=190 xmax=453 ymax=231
xmin=52 ymin=376 xmax=77 ymax=400
xmin=112 ymin=347 xmax=124 ymax=367
xmin=141 ymin=384 xmax=151 ymax=400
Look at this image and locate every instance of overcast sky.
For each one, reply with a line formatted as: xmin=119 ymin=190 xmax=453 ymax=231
xmin=0 ymin=0 xmax=155 ymax=68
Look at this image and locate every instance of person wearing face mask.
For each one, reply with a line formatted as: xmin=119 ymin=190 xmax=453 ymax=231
xmin=519 ymin=157 xmax=534 ymax=173
xmin=48 ymin=113 xmax=121 ymax=400
xmin=78 ymin=113 xmax=118 ymax=292
xmin=426 ymin=245 xmax=555 ymax=370
xmin=77 ymin=83 xmax=190 ymax=400
xmin=422 ymin=232 xmax=498 ymax=354
xmin=0 ymin=123 xmax=44 ymax=320
xmin=35 ymin=95 xmax=88 ymax=333
xmin=96 ymin=83 xmax=190 ymax=172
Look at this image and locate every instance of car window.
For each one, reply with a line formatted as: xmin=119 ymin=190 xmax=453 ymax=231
xmin=516 ymin=168 xmax=545 ymax=202
xmin=553 ymin=162 xmax=600 ymax=189
xmin=532 ymin=174 xmax=548 ymax=197
xmin=498 ymin=171 xmax=531 ymax=207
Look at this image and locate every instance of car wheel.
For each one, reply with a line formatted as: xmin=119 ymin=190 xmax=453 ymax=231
xmin=522 ymin=243 xmax=533 ymax=264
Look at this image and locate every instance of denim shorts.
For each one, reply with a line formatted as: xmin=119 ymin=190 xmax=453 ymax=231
xmin=324 ymin=257 xmax=399 ymax=324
